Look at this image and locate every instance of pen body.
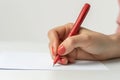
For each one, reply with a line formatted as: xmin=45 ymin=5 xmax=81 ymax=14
xmin=53 ymin=3 xmax=91 ymax=65
xmin=68 ymin=3 xmax=90 ymax=37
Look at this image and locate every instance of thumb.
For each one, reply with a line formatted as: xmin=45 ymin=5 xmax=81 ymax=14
xmin=57 ymin=34 xmax=90 ymax=55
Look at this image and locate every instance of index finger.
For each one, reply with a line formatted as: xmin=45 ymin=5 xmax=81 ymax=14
xmin=48 ymin=23 xmax=73 ymax=54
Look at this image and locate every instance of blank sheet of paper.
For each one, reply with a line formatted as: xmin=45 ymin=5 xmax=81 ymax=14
xmin=0 ymin=51 xmax=108 ymax=70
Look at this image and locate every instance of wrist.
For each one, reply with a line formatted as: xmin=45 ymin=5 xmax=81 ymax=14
xmin=110 ymin=33 xmax=120 ymax=43
xmin=109 ymin=34 xmax=120 ymax=57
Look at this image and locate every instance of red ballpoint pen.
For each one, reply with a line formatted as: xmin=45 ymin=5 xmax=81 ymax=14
xmin=53 ymin=3 xmax=91 ymax=66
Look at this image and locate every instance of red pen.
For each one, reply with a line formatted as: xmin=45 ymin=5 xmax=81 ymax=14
xmin=53 ymin=3 xmax=91 ymax=66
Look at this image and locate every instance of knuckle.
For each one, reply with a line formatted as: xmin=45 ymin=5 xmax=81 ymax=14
xmin=81 ymin=34 xmax=92 ymax=43
xmin=67 ymin=23 xmax=74 ymax=26
xmin=47 ymin=29 xmax=54 ymax=37
xmin=66 ymin=37 xmax=76 ymax=47
xmin=84 ymin=34 xmax=91 ymax=41
xmin=65 ymin=23 xmax=74 ymax=27
xmin=81 ymin=34 xmax=93 ymax=48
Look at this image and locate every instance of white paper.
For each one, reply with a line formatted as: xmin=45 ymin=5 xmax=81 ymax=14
xmin=0 ymin=51 xmax=108 ymax=70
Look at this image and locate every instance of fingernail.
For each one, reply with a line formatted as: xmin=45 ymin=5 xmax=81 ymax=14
xmin=61 ymin=58 xmax=66 ymax=64
xmin=58 ymin=44 xmax=66 ymax=55
xmin=52 ymin=46 xmax=55 ymax=55
xmin=60 ymin=58 xmax=67 ymax=64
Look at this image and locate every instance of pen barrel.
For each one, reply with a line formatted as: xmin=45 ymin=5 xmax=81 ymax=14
xmin=68 ymin=3 xmax=90 ymax=37
xmin=53 ymin=3 xmax=91 ymax=66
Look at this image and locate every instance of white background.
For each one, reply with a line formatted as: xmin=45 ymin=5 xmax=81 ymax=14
xmin=0 ymin=0 xmax=118 ymax=43
xmin=0 ymin=1 xmax=120 ymax=80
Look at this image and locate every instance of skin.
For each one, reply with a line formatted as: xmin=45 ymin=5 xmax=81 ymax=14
xmin=48 ymin=23 xmax=120 ymax=65
xmin=48 ymin=0 xmax=120 ymax=64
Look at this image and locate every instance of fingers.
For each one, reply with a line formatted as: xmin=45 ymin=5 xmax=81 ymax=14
xmin=48 ymin=23 xmax=73 ymax=42
xmin=58 ymin=48 xmax=97 ymax=65
xmin=48 ymin=30 xmax=59 ymax=56
xmin=57 ymin=33 xmax=91 ymax=56
xmin=54 ymin=23 xmax=73 ymax=40
xmin=66 ymin=49 xmax=77 ymax=63
xmin=48 ymin=23 xmax=74 ymax=65
xmin=58 ymin=57 xmax=68 ymax=65
xmin=48 ymin=23 xmax=74 ymax=58
xmin=58 ymin=55 xmax=76 ymax=65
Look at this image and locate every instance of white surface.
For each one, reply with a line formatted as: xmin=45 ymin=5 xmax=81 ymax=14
xmin=0 ymin=42 xmax=119 ymax=80
xmin=0 ymin=71 xmax=120 ymax=80
xmin=0 ymin=51 xmax=107 ymax=70
xmin=0 ymin=0 xmax=118 ymax=43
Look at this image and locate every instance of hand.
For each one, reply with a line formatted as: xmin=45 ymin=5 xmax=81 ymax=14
xmin=48 ymin=23 xmax=120 ymax=64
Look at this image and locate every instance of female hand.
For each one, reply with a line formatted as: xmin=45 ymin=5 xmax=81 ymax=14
xmin=48 ymin=23 xmax=120 ymax=64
